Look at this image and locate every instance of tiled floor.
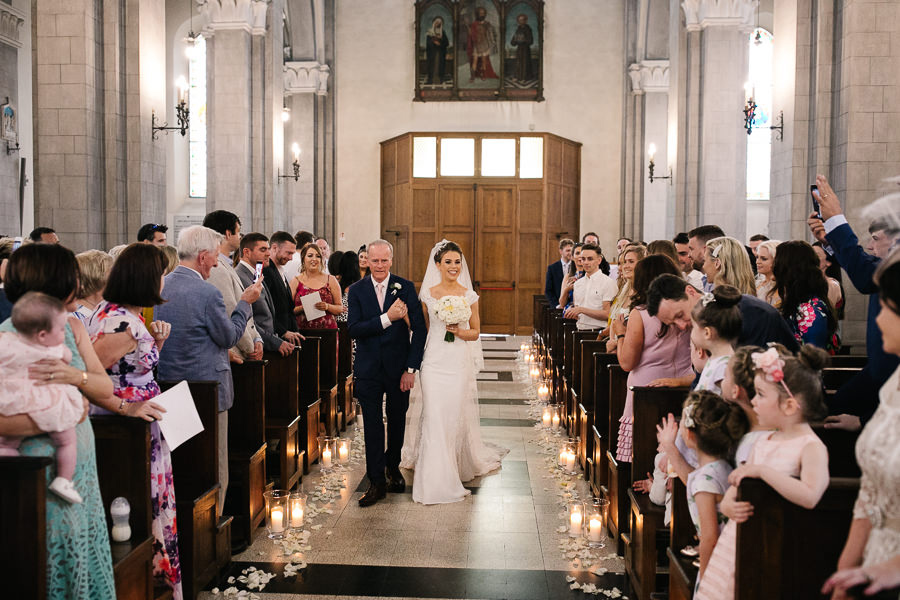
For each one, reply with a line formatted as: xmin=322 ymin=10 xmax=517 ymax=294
xmin=202 ymin=336 xmax=628 ymax=600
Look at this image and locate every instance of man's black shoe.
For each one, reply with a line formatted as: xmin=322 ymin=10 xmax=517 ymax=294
xmin=358 ymin=481 xmax=387 ymax=507
xmin=385 ymin=467 xmax=406 ymax=493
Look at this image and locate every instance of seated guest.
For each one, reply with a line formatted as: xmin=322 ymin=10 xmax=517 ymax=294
xmin=234 ymin=233 xmax=302 ymax=356
xmin=137 ymin=223 xmax=168 ymax=247
xmin=203 ymin=210 xmax=263 ymax=362
xmin=262 ymin=231 xmax=299 ymax=337
xmin=563 ymin=243 xmax=617 ymax=331
xmin=613 ymin=254 xmax=691 ymax=462
xmin=808 ymin=174 xmax=900 ymax=428
xmin=754 ymin=240 xmax=780 ymax=305
xmin=282 ymin=230 xmax=315 ymax=281
xmin=604 ymin=243 xmax=646 ymax=351
xmin=73 ymin=250 xmax=113 ymax=323
xmin=154 ymin=225 xmax=261 ymax=514
xmin=674 ymin=232 xmax=705 ymax=289
xmin=773 ymin=240 xmax=838 ymax=352
xmin=544 ymin=237 xmax=574 ymax=306
xmin=557 ymin=242 xmax=584 ymax=309
xmin=812 ymin=241 xmax=845 ymax=324
xmin=0 ymin=242 xmax=116 ymax=599
xmin=85 ymin=243 xmax=182 ymax=599
xmin=823 ymin=250 xmax=900 ymax=599
xmin=647 ymin=273 xmax=799 ymax=352
xmin=688 ymin=225 xmax=726 ymax=291
xmin=290 ymin=242 xmax=342 ymax=330
xmin=29 ymin=227 xmax=59 ymax=244
xmin=702 ymin=236 xmax=757 ymax=296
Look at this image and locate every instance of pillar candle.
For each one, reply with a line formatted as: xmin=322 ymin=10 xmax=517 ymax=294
xmin=322 ymin=447 xmax=332 ymax=469
xmin=271 ymin=507 xmax=284 ymax=533
xmin=290 ymin=500 xmax=304 ymax=528
xmin=569 ymin=510 xmax=583 ymax=536
xmin=338 ymin=443 xmax=349 ymax=464
xmin=588 ymin=517 xmax=603 ymax=542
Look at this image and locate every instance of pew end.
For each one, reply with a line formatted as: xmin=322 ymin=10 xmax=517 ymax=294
xmin=0 ymin=456 xmax=52 ymax=599
xmin=263 ymin=350 xmax=305 ymax=484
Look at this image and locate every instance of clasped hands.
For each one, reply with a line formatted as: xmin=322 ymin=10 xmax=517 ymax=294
xmin=386 ymin=299 xmax=410 ymax=327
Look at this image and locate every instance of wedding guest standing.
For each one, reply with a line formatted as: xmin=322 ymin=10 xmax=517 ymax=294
xmin=0 ymin=243 xmax=116 ymax=599
xmin=674 ymin=232 xmax=705 ymax=290
xmin=701 ymin=236 xmax=757 ymax=296
xmin=754 ymin=240 xmax=780 ymax=305
xmin=564 ymin=244 xmax=617 ymax=331
xmin=73 ymin=250 xmax=113 ymax=323
xmin=263 ymin=231 xmax=300 ymax=337
xmin=773 ymin=240 xmax=838 ymax=352
xmin=557 ymin=242 xmax=584 ymax=309
xmin=358 ymin=245 xmax=369 ymax=279
xmin=155 ymin=225 xmax=261 ymax=514
xmin=812 ymin=241 xmax=845 ymax=324
xmin=86 ymin=243 xmax=182 ymax=599
xmin=544 ymin=238 xmax=574 ymax=306
xmin=687 ymin=225 xmax=726 ymax=291
xmin=290 ymin=242 xmax=342 ymax=330
xmin=336 ymin=250 xmax=362 ymax=323
xmin=282 ymin=230 xmax=315 ymax=282
xmin=604 ymin=243 xmax=646 ymax=351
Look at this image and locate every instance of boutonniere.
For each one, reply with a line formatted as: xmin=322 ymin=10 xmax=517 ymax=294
xmin=390 ymin=282 xmax=402 ymax=296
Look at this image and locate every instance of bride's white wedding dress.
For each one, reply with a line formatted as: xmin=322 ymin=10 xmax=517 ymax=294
xmin=399 ymin=288 xmax=508 ymax=505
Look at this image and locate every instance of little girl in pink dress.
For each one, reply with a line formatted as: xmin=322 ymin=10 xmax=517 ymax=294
xmin=0 ymin=292 xmax=84 ymax=503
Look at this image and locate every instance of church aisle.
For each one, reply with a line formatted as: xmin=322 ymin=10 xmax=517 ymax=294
xmin=200 ymin=336 xmax=626 ymax=600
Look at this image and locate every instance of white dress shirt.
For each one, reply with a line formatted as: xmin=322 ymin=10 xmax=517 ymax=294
xmin=573 ymin=270 xmax=618 ymax=330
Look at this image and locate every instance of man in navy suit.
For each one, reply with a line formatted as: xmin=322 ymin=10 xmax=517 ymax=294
xmin=263 ymin=231 xmax=300 ymax=337
xmin=347 ymin=239 xmax=427 ymax=506
xmin=544 ymin=238 xmax=574 ymax=306
xmin=155 ymin=225 xmax=262 ymax=513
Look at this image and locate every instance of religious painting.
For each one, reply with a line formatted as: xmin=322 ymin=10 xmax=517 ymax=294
xmin=414 ymin=0 xmax=543 ymax=102
xmin=0 ymin=101 xmax=16 ymax=143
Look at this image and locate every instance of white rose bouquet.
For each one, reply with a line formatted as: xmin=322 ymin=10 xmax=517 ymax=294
xmin=434 ymin=295 xmax=472 ymax=342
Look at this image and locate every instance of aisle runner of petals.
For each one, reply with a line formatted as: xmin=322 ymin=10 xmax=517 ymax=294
xmin=210 ymin=426 xmax=367 ymax=598
xmin=517 ymin=346 xmax=628 ymax=599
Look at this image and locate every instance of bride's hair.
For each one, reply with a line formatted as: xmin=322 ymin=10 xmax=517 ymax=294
xmin=434 ymin=241 xmax=463 ymax=263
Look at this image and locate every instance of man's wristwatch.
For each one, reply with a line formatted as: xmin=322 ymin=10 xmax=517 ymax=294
xmin=406 ymin=368 xmax=418 ymax=375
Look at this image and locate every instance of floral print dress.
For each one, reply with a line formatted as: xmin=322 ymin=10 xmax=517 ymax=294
xmin=86 ymin=302 xmax=182 ymax=600
xmin=294 ymin=280 xmax=338 ymax=329
xmin=788 ymin=297 xmax=839 ymax=354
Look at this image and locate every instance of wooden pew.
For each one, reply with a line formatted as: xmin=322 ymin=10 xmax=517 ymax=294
xmin=829 ymin=355 xmax=867 ymax=369
xmin=590 ymin=351 xmax=618 ymax=498
xmin=623 ymin=385 xmax=689 ymax=600
xmin=560 ymin=319 xmax=578 ymax=433
xmin=337 ymin=322 xmax=355 ymax=430
xmin=160 ymin=380 xmax=230 ymax=600
xmin=298 ymin=336 xmax=322 ymax=469
xmin=823 ymin=367 xmax=862 ymax=391
xmin=92 ymin=416 xmax=157 ymax=600
xmin=263 ymin=350 xmax=304 ymax=487
xmin=227 ymin=360 xmax=269 ymax=549
xmin=300 ymin=329 xmax=339 ymax=439
xmin=573 ymin=337 xmax=605 ymax=478
xmin=566 ymin=328 xmax=596 ymax=442
xmin=0 ymin=456 xmax=52 ymax=599
xmin=813 ymin=424 xmax=861 ymax=478
xmin=667 ymin=478 xmax=696 ymax=600
xmin=547 ymin=309 xmax=564 ymax=404
xmin=735 ymin=477 xmax=859 ymax=600
xmin=605 ymin=364 xmax=631 ymax=553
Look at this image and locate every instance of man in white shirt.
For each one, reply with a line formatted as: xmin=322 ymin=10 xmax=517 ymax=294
xmin=282 ymin=230 xmax=315 ymax=281
xmin=316 ymin=237 xmax=332 ymax=274
xmin=564 ymin=244 xmax=617 ymax=330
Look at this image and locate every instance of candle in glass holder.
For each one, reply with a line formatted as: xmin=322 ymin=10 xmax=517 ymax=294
xmin=558 ymin=446 xmax=567 ymax=468
xmin=338 ymin=441 xmax=349 ymax=464
xmin=271 ymin=506 xmax=284 ymax=533
xmin=569 ymin=508 xmax=583 ymax=537
xmin=290 ymin=499 xmax=304 ymax=528
xmin=565 ymin=450 xmax=576 ymax=472
xmin=588 ymin=517 xmax=603 ymax=542
xmin=322 ymin=446 xmax=332 ymax=469
xmin=542 ymin=407 xmax=552 ymax=428
xmin=552 ymin=411 xmax=561 ymax=430
xmin=538 ymin=384 xmax=549 ymax=402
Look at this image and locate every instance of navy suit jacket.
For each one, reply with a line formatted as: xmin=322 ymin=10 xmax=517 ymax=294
xmin=825 ymin=223 xmax=899 ymax=420
xmin=155 ymin=266 xmax=252 ymax=411
xmin=262 ymin=262 xmax=297 ymax=336
xmin=347 ymin=274 xmax=426 ymax=381
xmin=544 ymin=261 xmax=565 ymax=306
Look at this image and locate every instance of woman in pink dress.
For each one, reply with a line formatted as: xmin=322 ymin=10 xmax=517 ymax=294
xmin=613 ymin=255 xmax=693 ymax=462
xmin=290 ymin=242 xmax=342 ymax=330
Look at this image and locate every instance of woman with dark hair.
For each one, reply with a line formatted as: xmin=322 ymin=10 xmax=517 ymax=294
xmin=338 ymin=251 xmax=362 ymax=294
xmin=613 ymin=254 xmax=693 ymax=462
xmin=773 ymin=240 xmax=838 ymax=352
xmin=812 ymin=241 xmax=845 ymax=321
xmin=327 ymin=250 xmax=344 ymax=281
xmin=0 ymin=243 xmax=116 ymax=599
xmin=85 ymin=243 xmax=182 ymax=599
xmin=358 ymin=245 xmax=369 ymax=279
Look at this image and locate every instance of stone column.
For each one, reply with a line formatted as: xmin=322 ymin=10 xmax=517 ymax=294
xmin=0 ymin=1 xmax=26 ymax=235
xmin=630 ymin=61 xmax=671 ymax=241
xmin=676 ymin=0 xmax=755 ymax=238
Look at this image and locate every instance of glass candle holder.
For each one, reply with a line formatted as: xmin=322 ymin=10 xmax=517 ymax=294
xmin=583 ymin=497 xmax=609 ymax=547
xmin=336 ymin=438 xmax=351 ymax=465
xmin=264 ymin=489 xmax=290 ymax=539
xmin=541 ymin=404 xmax=553 ymax=429
xmin=560 ymin=439 xmax=578 ymax=473
xmin=289 ymin=491 xmax=307 ymax=529
xmin=537 ymin=382 xmax=550 ymax=403
xmin=317 ymin=436 xmax=336 ymax=471
xmin=568 ymin=502 xmax=584 ymax=538
xmin=550 ymin=404 xmax=561 ymax=432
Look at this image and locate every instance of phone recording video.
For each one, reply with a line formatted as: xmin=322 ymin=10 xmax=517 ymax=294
xmin=255 ymin=261 xmax=263 ymax=282
xmin=810 ymin=185 xmax=823 ymax=220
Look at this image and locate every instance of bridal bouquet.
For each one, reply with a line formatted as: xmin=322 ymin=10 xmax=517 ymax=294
xmin=434 ymin=295 xmax=472 ymax=342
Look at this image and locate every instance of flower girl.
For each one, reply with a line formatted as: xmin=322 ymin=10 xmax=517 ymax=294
xmin=0 ymin=292 xmax=85 ymax=503
xmin=691 ymin=285 xmax=743 ymax=394
xmin=695 ymin=345 xmax=831 ymax=599
xmin=720 ymin=345 xmax=771 ymax=465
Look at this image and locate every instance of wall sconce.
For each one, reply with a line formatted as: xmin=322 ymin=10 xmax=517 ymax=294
xmin=647 ymin=143 xmax=671 ymax=184
xmin=281 ymin=105 xmax=291 ymax=122
xmin=151 ymin=77 xmax=190 ymax=140
xmin=743 ymin=82 xmax=784 ymax=141
xmin=278 ymin=143 xmax=301 ymax=182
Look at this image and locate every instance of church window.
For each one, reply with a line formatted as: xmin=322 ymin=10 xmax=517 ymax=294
xmin=189 ymin=35 xmax=207 ymax=198
xmin=481 ymin=138 xmax=516 ymax=177
xmin=746 ymin=28 xmax=773 ymax=234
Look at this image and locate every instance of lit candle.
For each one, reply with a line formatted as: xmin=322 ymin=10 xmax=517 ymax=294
xmin=565 ymin=451 xmax=576 ymax=472
xmin=538 ymin=384 xmax=549 ymax=402
xmin=588 ymin=517 xmax=603 ymax=542
xmin=558 ymin=447 xmax=567 ymax=468
xmin=569 ymin=510 xmax=583 ymax=536
xmin=292 ymin=143 xmax=301 ymax=162
xmin=271 ymin=506 xmax=284 ymax=533
xmin=290 ymin=499 xmax=304 ymax=528
xmin=744 ymin=81 xmax=754 ymax=102
xmin=338 ymin=442 xmax=349 ymax=464
xmin=648 ymin=143 xmax=657 ymax=161
xmin=176 ymin=76 xmax=188 ymax=105
xmin=552 ymin=412 xmax=560 ymax=430
xmin=322 ymin=446 xmax=332 ymax=469
xmin=542 ymin=407 xmax=552 ymax=428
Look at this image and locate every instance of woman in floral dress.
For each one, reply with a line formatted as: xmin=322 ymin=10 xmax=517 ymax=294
xmin=86 ymin=244 xmax=182 ymax=599
xmin=290 ymin=242 xmax=343 ymax=330
xmin=772 ymin=241 xmax=839 ymax=353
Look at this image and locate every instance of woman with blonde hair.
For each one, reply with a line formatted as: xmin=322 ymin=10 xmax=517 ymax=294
xmin=702 ymin=236 xmax=756 ymax=296
xmin=74 ymin=250 xmax=114 ymax=323
xmin=754 ymin=239 xmax=781 ymax=306
xmin=603 ymin=243 xmax=647 ymax=350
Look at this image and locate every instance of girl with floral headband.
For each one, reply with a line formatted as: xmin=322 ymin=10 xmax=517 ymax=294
xmin=678 ymin=390 xmax=748 ymax=587
xmin=720 ymin=345 xmax=772 ymax=466
xmin=695 ymin=344 xmax=831 ymax=600
xmin=691 ymin=285 xmax=743 ymax=395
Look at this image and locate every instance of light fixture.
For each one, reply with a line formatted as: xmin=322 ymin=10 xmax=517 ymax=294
xmin=743 ymin=82 xmax=784 ymax=140
xmin=278 ymin=143 xmax=301 ymax=182
xmin=184 ymin=0 xmax=199 ymax=58
xmin=151 ymin=77 xmax=190 ymax=140
xmin=647 ymin=143 xmax=671 ymax=184
xmin=281 ymin=105 xmax=291 ymax=122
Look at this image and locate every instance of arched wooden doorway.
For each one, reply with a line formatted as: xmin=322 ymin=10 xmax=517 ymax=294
xmin=380 ymin=132 xmax=580 ymax=335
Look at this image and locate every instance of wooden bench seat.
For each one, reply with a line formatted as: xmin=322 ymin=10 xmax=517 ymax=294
xmin=0 ymin=456 xmax=52 ymax=599
xmin=263 ymin=350 xmax=304 ymax=486
xmin=605 ymin=364 xmax=631 ymax=553
xmin=300 ymin=329 xmax=340 ymax=439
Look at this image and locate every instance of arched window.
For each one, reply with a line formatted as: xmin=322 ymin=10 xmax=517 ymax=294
xmin=188 ymin=35 xmax=207 ymax=198
xmin=746 ymin=28 xmax=773 ymax=236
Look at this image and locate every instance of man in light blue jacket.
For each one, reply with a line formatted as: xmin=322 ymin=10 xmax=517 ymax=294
xmin=155 ymin=225 xmax=262 ymax=512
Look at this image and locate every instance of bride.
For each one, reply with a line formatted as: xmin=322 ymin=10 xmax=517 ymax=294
xmin=400 ymin=240 xmax=508 ymax=504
